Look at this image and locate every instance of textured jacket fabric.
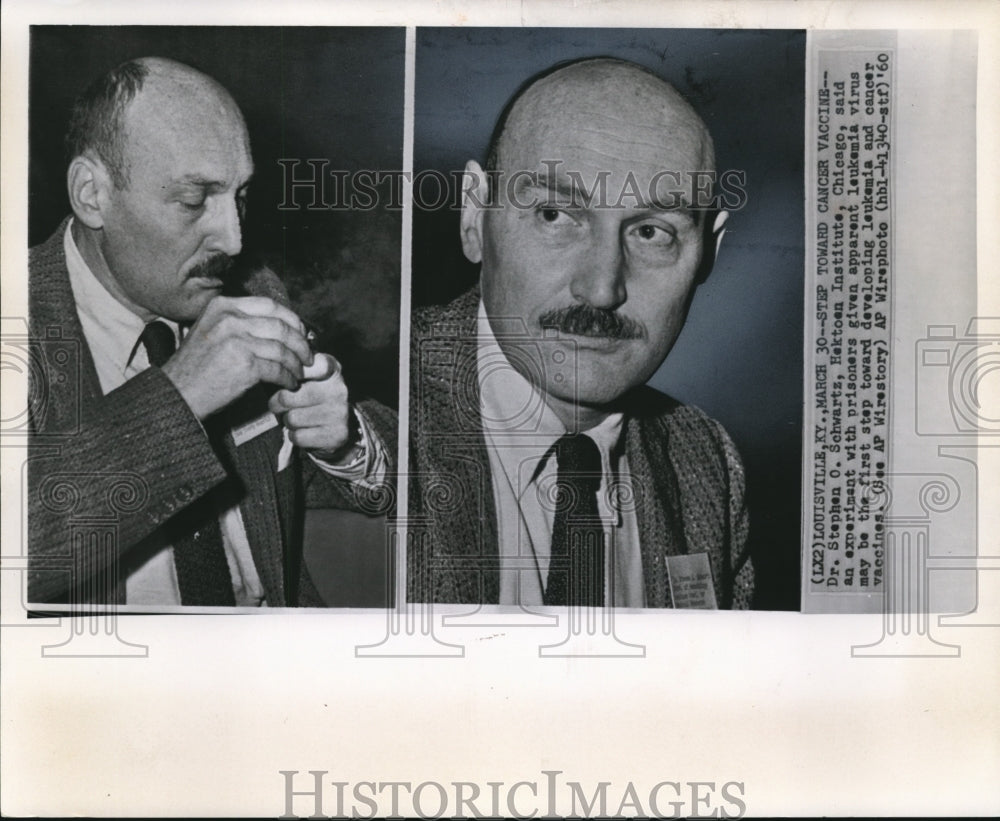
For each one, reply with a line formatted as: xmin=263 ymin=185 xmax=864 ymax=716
xmin=26 ymin=219 xmax=392 ymax=607
xmin=407 ymin=288 xmax=754 ymax=608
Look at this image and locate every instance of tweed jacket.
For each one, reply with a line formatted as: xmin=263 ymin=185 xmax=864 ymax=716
xmin=26 ymin=219 xmax=393 ymax=607
xmin=407 ymin=288 xmax=754 ymax=608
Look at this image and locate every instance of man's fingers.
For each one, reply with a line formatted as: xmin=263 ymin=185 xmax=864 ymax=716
xmin=250 ymin=337 xmax=306 ymax=383
xmin=268 ymin=389 xmax=292 ymax=416
xmin=282 ymin=405 xmax=348 ymax=430
xmin=268 ymin=386 xmax=309 ymax=415
xmin=254 ymin=356 xmax=301 ymax=391
xmin=207 ymin=296 xmax=312 ymax=364
xmin=286 ymin=425 xmax=350 ymax=453
xmin=268 ymin=372 xmax=352 ymax=455
xmin=302 ymin=352 xmax=340 ymax=381
xmin=164 ymin=294 xmax=318 ymax=420
xmin=237 ymin=314 xmax=313 ymax=367
xmin=195 ymin=297 xmax=312 ymax=367
xmin=268 ymin=374 xmax=348 ymax=414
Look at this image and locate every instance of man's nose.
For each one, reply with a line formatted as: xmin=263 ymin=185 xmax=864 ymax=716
xmin=205 ymin=195 xmax=243 ymax=257
xmin=569 ymin=224 xmax=627 ymax=309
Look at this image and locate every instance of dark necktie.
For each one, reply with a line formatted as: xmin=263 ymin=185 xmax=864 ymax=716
xmin=140 ymin=321 xmax=236 ymax=606
xmin=543 ymin=433 xmax=605 ymax=607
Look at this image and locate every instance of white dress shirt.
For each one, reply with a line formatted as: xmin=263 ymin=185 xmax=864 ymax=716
xmin=476 ymin=301 xmax=647 ymax=607
xmin=64 ymin=220 xmax=384 ymax=606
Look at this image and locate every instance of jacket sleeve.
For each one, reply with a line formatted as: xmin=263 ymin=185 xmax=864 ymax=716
xmin=27 ymin=366 xmax=227 ymax=602
xmin=709 ymin=417 xmax=755 ymax=609
xmin=301 ymin=397 xmax=398 ymax=517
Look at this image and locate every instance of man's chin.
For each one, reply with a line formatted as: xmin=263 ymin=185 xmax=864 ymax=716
xmin=170 ymin=288 xmax=221 ymax=323
xmin=541 ymin=378 xmax=632 ymax=412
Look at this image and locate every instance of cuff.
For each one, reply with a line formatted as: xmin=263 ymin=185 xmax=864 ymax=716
xmin=307 ymin=405 xmax=388 ymax=486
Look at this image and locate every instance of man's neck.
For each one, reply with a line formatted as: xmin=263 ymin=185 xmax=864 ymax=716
xmin=71 ymin=219 xmax=154 ymax=322
xmin=541 ymin=391 xmax=617 ymax=434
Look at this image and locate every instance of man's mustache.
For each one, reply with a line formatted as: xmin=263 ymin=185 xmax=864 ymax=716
xmin=187 ymin=253 xmax=235 ymax=281
xmin=538 ymin=303 xmax=645 ymax=340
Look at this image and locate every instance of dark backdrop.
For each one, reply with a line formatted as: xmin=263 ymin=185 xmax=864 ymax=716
xmin=413 ymin=28 xmax=805 ymax=609
xmin=29 ymin=26 xmax=405 ymax=606
xmin=28 ymin=26 xmax=805 ymax=609
xmin=30 ymin=26 xmax=404 ymax=407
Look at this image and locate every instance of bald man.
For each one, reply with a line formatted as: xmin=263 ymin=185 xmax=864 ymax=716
xmin=408 ymin=58 xmax=754 ymax=608
xmin=27 ymin=58 xmax=391 ymax=607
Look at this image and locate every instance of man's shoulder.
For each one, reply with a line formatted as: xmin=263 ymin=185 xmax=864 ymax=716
xmin=29 ymin=219 xmax=71 ymax=275
xmin=412 ymin=287 xmax=479 ymax=339
xmin=626 ymin=384 xmax=704 ymax=424
xmin=28 ymin=219 xmax=76 ymax=339
xmin=625 ymin=384 xmax=738 ymax=452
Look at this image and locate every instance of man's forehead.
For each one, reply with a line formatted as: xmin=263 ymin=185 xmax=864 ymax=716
xmin=509 ymin=167 xmax=705 ymax=219
xmin=504 ymin=118 xmax=708 ymax=173
xmin=121 ymin=77 xmax=252 ymax=184
xmin=496 ymin=61 xmax=712 ymax=176
xmin=126 ymin=72 xmax=246 ymax=137
xmin=499 ymin=117 xmax=712 ymax=212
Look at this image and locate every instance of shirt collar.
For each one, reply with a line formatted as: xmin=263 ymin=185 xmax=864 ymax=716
xmin=64 ymin=218 xmax=179 ymax=373
xmin=475 ymin=299 xmax=624 ymax=497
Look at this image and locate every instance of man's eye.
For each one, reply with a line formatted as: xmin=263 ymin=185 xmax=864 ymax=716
xmin=179 ymin=200 xmax=205 ymax=212
xmin=631 ymin=223 xmax=676 ymax=244
xmin=537 ymin=207 xmax=574 ymax=226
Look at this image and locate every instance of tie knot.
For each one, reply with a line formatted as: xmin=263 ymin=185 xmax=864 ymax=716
xmin=554 ymin=433 xmax=602 ymax=479
xmin=140 ymin=321 xmax=176 ymax=367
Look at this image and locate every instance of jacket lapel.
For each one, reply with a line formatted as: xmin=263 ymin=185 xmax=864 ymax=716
xmin=29 ymin=219 xmax=108 ymax=428
xmin=29 ymin=220 xmax=129 ymax=604
xmin=217 ymin=391 xmax=289 ymax=606
xmin=412 ymin=289 xmax=500 ymax=603
xmin=626 ymin=405 xmax=688 ymax=608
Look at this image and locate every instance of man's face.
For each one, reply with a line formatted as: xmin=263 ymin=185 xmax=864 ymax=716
xmin=96 ymin=85 xmax=253 ymax=323
xmin=475 ymin=68 xmax=715 ymax=423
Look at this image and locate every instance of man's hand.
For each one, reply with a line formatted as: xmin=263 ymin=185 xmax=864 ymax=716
xmin=268 ymin=353 xmax=358 ymax=461
xmin=161 ymin=296 xmax=313 ymax=420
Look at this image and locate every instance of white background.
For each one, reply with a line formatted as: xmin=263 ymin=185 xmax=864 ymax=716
xmin=2 ymin=1 xmax=998 ymax=816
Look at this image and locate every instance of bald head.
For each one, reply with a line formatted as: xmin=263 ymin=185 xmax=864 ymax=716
xmin=486 ymin=58 xmax=714 ymax=195
xmin=65 ymin=56 xmax=254 ymax=323
xmin=66 ymin=56 xmax=248 ymax=189
xmin=463 ymin=57 xmax=726 ymax=427
xmin=129 ymin=56 xmax=245 ymax=128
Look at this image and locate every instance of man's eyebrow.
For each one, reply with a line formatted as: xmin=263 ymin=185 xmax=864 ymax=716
xmin=171 ymin=173 xmax=255 ymax=191
xmin=643 ymin=198 xmax=697 ymax=222
xmin=171 ymin=175 xmax=223 ymax=189
xmin=526 ymin=173 xmax=698 ymax=222
xmin=519 ymin=173 xmax=577 ymax=200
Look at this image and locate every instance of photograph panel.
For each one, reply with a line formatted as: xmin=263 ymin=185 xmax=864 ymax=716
xmin=26 ymin=26 xmax=405 ymax=611
xmin=409 ymin=28 xmax=804 ymax=611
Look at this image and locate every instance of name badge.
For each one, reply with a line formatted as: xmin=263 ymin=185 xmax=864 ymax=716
xmin=666 ymin=553 xmax=718 ymax=609
xmin=231 ymin=412 xmax=279 ymax=446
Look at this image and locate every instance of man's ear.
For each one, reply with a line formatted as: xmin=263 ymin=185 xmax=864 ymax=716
xmin=712 ymin=210 xmax=729 ymax=258
xmin=695 ymin=209 xmax=729 ymax=284
xmin=459 ymin=159 xmax=489 ymax=264
xmin=67 ymin=155 xmax=110 ymax=230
